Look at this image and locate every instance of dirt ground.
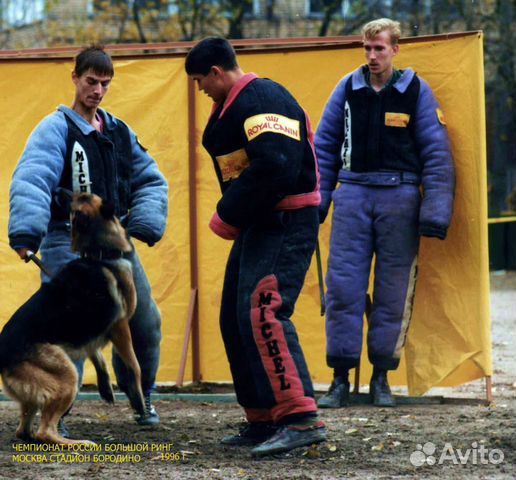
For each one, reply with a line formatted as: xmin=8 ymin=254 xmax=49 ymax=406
xmin=0 ymin=272 xmax=514 ymax=480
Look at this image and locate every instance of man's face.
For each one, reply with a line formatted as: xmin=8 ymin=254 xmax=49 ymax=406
xmin=72 ymin=69 xmax=112 ymax=110
xmin=191 ymin=67 xmax=227 ymax=103
xmin=363 ymin=30 xmax=399 ymax=76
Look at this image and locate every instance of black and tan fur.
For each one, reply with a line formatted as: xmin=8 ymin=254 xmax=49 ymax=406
xmin=0 ymin=193 xmax=145 ymax=445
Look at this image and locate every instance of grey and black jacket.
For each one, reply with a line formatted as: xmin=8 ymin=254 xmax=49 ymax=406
xmin=9 ymin=105 xmax=168 ymax=252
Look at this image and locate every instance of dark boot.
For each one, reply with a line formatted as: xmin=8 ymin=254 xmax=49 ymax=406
xmin=317 ymin=377 xmax=350 ymax=408
xmin=251 ymin=420 xmax=326 ymax=457
xmin=221 ymin=422 xmax=278 ymax=446
xmin=136 ymin=395 xmax=160 ymax=426
xmin=369 ymin=369 xmax=396 ymax=407
xmin=317 ymin=370 xmax=350 ymax=408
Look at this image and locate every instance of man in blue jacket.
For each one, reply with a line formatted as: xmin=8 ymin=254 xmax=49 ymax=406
xmin=185 ymin=37 xmax=326 ymax=457
xmin=8 ymin=45 xmax=168 ymax=429
xmin=315 ymin=19 xmax=454 ymax=408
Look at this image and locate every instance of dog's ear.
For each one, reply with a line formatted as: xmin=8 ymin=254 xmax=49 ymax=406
xmin=53 ymin=188 xmax=74 ymax=214
xmin=99 ymin=201 xmax=116 ymax=220
xmin=72 ymin=211 xmax=91 ymax=233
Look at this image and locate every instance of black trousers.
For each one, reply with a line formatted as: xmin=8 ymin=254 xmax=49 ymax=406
xmin=220 ymin=207 xmax=318 ymax=423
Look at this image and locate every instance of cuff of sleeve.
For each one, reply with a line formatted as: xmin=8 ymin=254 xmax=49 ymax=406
xmin=319 ymin=190 xmax=333 ymax=224
xmin=209 ymin=212 xmax=240 ymax=240
xmin=127 ymin=224 xmax=159 ymax=247
xmin=419 ymin=223 xmax=447 ymax=240
xmin=9 ymin=235 xmax=40 ymax=253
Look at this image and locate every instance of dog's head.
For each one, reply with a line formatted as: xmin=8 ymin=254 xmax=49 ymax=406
xmin=70 ymin=193 xmax=132 ymax=255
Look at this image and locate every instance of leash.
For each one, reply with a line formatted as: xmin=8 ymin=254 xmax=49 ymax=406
xmin=26 ymin=250 xmax=53 ymax=278
xmin=315 ymin=239 xmax=326 ymax=316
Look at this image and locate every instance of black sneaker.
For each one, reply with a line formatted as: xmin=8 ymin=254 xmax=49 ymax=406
xmin=251 ymin=421 xmax=327 ymax=457
xmin=136 ymin=395 xmax=160 ymax=425
xmin=370 ymin=370 xmax=396 ymax=407
xmin=317 ymin=377 xmax=350 ymax=408
xmin=221 ymin=422 xmax=278 ymax=446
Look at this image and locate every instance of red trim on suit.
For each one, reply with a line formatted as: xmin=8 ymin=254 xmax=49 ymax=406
xmin=219 ymin=73 xmax=258 ymax=118
xmin=245 ymin=408 xmax=273 ymax=423
xmin=250 ymin=274 xmax=317 ymax=422
xmin=275 ymin=191 xmax=321 ymax=210
xmin=209 ymin=211 xmax=241 ymax=239
xmin=209 ymin=73 xmax=259 ymax=120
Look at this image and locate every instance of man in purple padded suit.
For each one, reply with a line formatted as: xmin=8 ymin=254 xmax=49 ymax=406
xmin=315 ymin=18 xmax=454 ymax=408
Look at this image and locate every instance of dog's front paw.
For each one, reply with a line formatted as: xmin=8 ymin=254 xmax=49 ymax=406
xmin=15 ymin=429 xmax=35 ymax=442
xmin=77 ymin=439 xmax=97 ymax=446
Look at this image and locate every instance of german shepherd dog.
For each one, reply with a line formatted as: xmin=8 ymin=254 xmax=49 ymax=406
xmin=0 ymin=193 xmax=146 ymax=445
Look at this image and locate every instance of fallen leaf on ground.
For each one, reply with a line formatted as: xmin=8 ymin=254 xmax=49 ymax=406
xmin=180 ymin=450 xmax=196 ymax=456
xmin=304 ymin=444 xmax=321 ymax=458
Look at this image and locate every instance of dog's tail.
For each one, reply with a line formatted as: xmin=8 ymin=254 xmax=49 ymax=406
xmin=89 ymin=350 xmax=115 ymax=404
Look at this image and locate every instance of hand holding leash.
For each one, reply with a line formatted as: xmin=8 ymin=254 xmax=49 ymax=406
xmin=26 ymin=250 xmax=53 ymax=278
xmin=16 ymin=247 xmax=31 ymax=262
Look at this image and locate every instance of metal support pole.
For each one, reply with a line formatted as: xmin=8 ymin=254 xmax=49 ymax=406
xmin=188 ymin=76 xmax=201 ymax=382
xmin=176 ymin=75 xmax=201 ymax=385
xmin=485 ymin=376 xmax=493 ymax=404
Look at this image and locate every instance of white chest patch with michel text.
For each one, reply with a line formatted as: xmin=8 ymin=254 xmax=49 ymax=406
xmin=71 ymin=141 xmax=92 ymax=193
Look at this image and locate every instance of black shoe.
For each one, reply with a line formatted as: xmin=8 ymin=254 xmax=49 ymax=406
xmin=317 ymin=377 xmax=350 ymax=408
xmin=369 ymin=370 xmax=396 ymax=407
xmin=221 ymin=422 xmax=278 ymax=446
xmin=251 ymin=422 xmax=327 ymax=457
xmin=58 ymin=417 xmax=70 ymax=438
xmin=136 ymin=395 xmax=160 ymax=426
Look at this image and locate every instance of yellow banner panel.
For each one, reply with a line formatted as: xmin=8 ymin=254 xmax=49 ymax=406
xmin=195 ymin=34 xmax=491 ymax=395
xmin=0 ymin=33 xmax=490 ymax=396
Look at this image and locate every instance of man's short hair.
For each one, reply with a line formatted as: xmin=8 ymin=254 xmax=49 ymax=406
xmin=74 ymin=45 xmax=114 ymax=78
xmin=185 ymin=37 xmax=238 ymax=76
xmin=362 ymin=18 xmax=401 ymax=46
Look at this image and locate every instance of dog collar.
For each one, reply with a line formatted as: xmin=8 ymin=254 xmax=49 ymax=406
xmin=80 ymin=249 xmax=125 ymax=261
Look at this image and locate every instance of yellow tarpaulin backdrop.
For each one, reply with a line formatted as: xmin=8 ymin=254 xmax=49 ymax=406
xmin=0 ymin=32 xmax=490 ymax=395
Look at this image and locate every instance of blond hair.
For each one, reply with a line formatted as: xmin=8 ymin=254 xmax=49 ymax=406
xmin=362 ymin=18 xmax=401 ymax=46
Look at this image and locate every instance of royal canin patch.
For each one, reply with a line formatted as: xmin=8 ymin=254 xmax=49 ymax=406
xmin=385 ymin=112 xmax=411 ymax=128
xmin=215 ymin=148 xmax=250 ymax=181
xmin=244 ymin=114 xmax=301 ymax=141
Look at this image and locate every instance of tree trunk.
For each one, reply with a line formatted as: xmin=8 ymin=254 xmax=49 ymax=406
xmin=227 ymin=0 xmax=250 ymax=39
xmin=132 ymin=0 xmax=148 ymax=43
xmin=318 ymin=0 xmax=342 ymax=37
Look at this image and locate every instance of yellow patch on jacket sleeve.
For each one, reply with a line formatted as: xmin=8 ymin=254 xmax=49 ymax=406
xmin=244 ymin=113 xmax=301 ymax=141
xmin=216 ymin=148 xmax=250 ymax=182
xmin=385 ymin=112 xmax=411 ymax=127
xmin=436 ymin=108 xmax=446 ymax=125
